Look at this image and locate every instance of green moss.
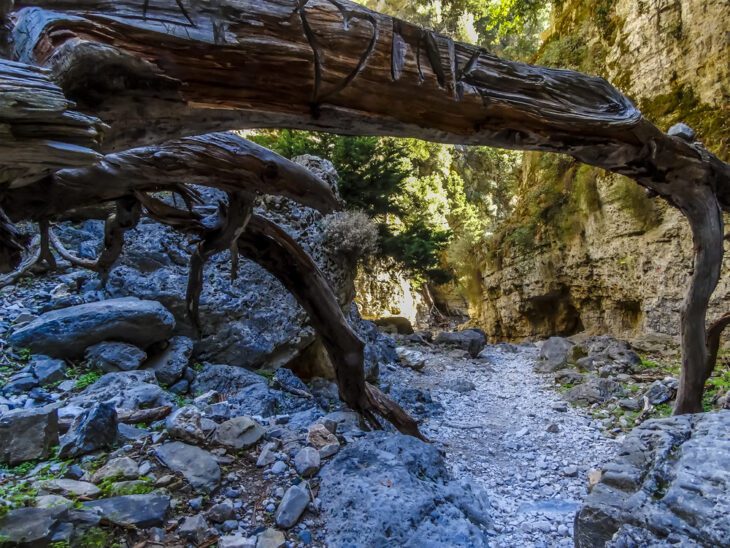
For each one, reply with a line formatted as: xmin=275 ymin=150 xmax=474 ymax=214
xmin=74 ymin=371 xmax=101 ymax=390
xmin=640 ymin=85 xmax=729 ymax=159
xmin=74 ymin=527 xmax=120 ymax=548
xmin=608 ymin=176 xmax=661 ymax=231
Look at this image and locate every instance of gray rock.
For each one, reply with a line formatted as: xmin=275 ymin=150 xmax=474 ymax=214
xmin=618 ymin=398 xmax=641 ymax=411
xmin=256 ymin=528 xmax=286 ymax=548
xmin=84 ymin=494 xmax=170 ymax=528
xmin=644 ymin=380 xmax=673 ymax=405
xmin=207 ymin=501 xmax=235 ymax=523
xmin=257 ymin=442 xmax=279 ymax=467
xmin=169 ymin=379 xmax=190 ymax=395
xmin=69 ymin=370 xmax=172 ymax=410
xmin=272 ymin=368 xmax=311 ymax=398
xmin=274 ymin=483 xmax=310 ymax=528
xmin=155 ymin=442 xmax=221 ymax=493
xmin=91 ymin=457 xmax=139 ymax=483
xmin=319 ymin=432 xmax=491 ymax=547
xmin=9 ymin=298 xmax=175 ymax=358
xmin=191 ymin=364 xmax=266 ymax=396
xmin=39 ymin=479 xmax=101 ymax=498
xmin=144 ymin=336 xmax=193 ymax=386
xmin=565 ymin=377 xmax=624 ymax=405
xmin=445 ymin=378 xmax=476 ymax=393
xmin=31 ymin=356 xmax=67 ymax=386
xmin=58 ymin=402 xmax=117 ymax=458
xmin=166 ymin=405 xmax=211 ymax=444
xmin=0 ymin=507 xmax=65 ymax=546
xmin=555 ymin=369 xmax=584 ymax=385
xmin=294 ymin=447 xmax=321 ymax=477
xmin=220 ymin=534 xmax=257 ymax=548
xmin=396 ymin=347 xmax=427 ymax=371
xmin=536 ymin=337 xmax=575 ymax=372
xmin=178 ymin=514 xmax=210 ymax=544
xmin=434 ymin=329 xmax=486 ymax=358
xmin=575 ymin=411 xmax=730 ymax=548
xmin=373 ymin=316 xmax=414 ymax=335
xmin=85 ymin=341 xmax=147 ymax=373
xmin=0 ymin=405 xmax=59 ymax=465
xmin=668 ymin=122 xmax=696 ymax=142
xmin=215 ymin=416 xmax=265 ymax=450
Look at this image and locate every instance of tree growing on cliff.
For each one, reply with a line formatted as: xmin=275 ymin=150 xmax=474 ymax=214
xmin=0 ymin=0 xmax=728 ymax=418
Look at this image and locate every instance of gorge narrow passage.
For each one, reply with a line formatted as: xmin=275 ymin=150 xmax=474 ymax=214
xmin=386 ymin=343 xmax=619 ymax=547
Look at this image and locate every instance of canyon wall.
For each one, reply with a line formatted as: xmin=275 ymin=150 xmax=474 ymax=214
xmin=474 ymin=0 xmax=729 ymax=345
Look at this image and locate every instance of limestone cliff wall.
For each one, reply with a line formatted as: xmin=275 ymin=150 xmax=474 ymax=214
xmin=474 ymin=0 xmax=730 ymax=344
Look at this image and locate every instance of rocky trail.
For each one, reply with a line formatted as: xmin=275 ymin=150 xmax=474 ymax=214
xmin=388 ymin=342 xmax=618 ymax=547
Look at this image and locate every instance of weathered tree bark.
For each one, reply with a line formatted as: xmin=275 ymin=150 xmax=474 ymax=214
xmin=0 ymin=59 xmax=104 ymax=187
xmin=2 ymin=0 xmax=730 ymax=419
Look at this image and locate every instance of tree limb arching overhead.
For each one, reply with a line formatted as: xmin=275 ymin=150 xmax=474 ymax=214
xmin=2 ymin=0 xmax=729 ymax=418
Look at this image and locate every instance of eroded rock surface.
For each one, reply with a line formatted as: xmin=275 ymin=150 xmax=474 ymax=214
xmin=575 ymin=411 xmax=730 ymax=548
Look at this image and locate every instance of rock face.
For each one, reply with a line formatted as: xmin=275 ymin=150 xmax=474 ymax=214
xmin=319 ymin=432 xmax=491 ymax=547
xmin=575 ymin=411 xmax=730 ymax=547
xmin=9 ymin=298 xmax=175 ymax=358
xmin=102 ymin=157 xmax=359 ymax=371
xmin=471 ymin=0 xmax=730 ymax=343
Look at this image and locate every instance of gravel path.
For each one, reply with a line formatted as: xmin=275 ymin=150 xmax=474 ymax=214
xmin=388 ymin=343 xmax=619 ymax=547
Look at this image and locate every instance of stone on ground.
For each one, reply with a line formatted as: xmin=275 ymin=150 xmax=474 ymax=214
xmin=0 ymin=405 xmax=59 ymax=465
xmin=434 ymin=329 xmax=486 ymax=358
xmin=58 ymin=402 xmax=118 ymax=458
xmin=85 ymin=341 xmax=147 ymax=372
xmin=155 ymin=441 xmax=221 ymax=493
xmin=215 ymin=416 xmax=265 ymax=449
xmin=536 ymin=337 xmax=575 ymax=372
xmin=144 ymin=336 xmax=194 ymax=386
xmin=69 ymin=370 xmax=172 ymax=410
xmin=84 ymin=494 xmax=170 ymax=528
xmin=294 ymin=447 xmax=320 ymax=477
xmin=9 ymin=297 xmax=175 ymax=358
xmin=91 ymin=457 xmax=140 ymax=483
xmin=256 ymin=528 xmax=286 ymax=548
xmin=274 ymin=483 xmax=310 ymax=528
xmin=0 ymin=507 xmax=65 ymax=546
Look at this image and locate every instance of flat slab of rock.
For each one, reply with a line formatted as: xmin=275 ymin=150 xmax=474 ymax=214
xmin=40 ymin=479 xmax=101 ymax=499
xmin=84 ymin=494 xmax=170 ymax=528
xmin=319 ymin=432 xmax=491 ymax=547
xmin=215 ymin=416 xmax=265 ymax=449
xmin=0 ymin=405 xmax=59 ymax=465
xmin=575 ymin=410 xmax=730 ymax=547
xmin=0 ymin=507 xmax=65 ymax=546
xmin=155 ymin=441 xmax=221 ymax=493
xmin=9 ymin=297 xmax=175 ymax=358
xmin=536 ymin=336 xmax=575 ymax=372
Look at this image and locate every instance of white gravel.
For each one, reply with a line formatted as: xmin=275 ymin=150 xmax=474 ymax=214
xmin=389 ymin=343 xmax=619 ymax=547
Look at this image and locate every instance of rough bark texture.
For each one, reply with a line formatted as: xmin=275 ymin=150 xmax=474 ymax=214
xmin=1 ymin=0 xmax=729 ymax=418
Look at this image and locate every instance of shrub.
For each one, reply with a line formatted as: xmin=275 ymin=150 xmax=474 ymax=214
xmin=321 ymin=210 xmax=379 ymax=260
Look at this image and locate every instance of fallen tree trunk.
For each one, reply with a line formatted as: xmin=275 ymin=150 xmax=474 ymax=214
xmin=2 ymin=0 xmax=730 ymax=418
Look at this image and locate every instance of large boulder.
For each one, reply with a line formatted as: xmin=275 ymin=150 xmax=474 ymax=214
xmin=68 ymin=370 xmax=172 ymax=410
xmin=575 ymin=410 xmax=730 ymax=547
xmin=536 ymin=336 xmax=575 ymax=372
xmin=319 ymin=432 xmax=491 ymax=547
xmin=100 ymin=158 xmax=356 ymax=370
xmin=58 ymin=402 xmax=118 ymax=458
xmin=434 ymin=329 xmax=486 ymax=358
xmin=84 ymin=494 xmax=170 ymax=528
xmin=564 ymin=377 xmax=625 ymax=405
xmin=0 ymin=406 xmax=59 ymax=465
xmin=9 ymin=298 xmax=175 ymax=358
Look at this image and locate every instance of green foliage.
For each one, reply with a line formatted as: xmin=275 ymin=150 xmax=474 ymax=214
xmin=74 ymin=527 xmax=120 ymax=548
xmin=0 ymin=481 xmax=38 ymax=517
xmin=608 ymin=176 xmax=660 ymax=231
xmin=74 ymin=371 xmax=101 ymax=390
